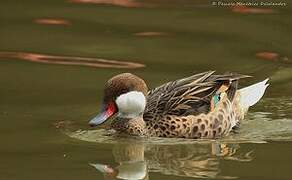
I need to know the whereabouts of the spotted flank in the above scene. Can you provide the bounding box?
[89,71,269,139]
[144,93,236,139]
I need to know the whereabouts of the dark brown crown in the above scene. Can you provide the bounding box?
[103,73,148,104]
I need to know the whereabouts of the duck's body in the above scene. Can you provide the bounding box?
[89,71,269,139]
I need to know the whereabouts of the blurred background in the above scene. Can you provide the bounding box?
[0,0,292,179]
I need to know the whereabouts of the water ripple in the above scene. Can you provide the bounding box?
[61,97,292,179]
[64,98,292,144]
[34,18,71,26]
[0,51,145,69]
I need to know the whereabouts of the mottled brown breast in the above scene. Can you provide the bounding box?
[111,116,147,136]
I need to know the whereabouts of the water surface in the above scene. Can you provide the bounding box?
[1,0,292,179]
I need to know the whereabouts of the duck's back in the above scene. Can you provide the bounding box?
[143,71,248,122]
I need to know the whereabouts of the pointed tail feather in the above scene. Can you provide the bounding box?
[238,78,269,108]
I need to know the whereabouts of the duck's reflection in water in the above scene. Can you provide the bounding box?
[90,141,253,179]
[90,143,148,180]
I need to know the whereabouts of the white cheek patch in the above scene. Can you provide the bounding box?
[115,91,146,118]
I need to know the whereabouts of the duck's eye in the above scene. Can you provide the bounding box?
[119,88,129,95]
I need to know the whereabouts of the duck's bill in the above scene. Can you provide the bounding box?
[89,111,110,127]
[89,102,117,127]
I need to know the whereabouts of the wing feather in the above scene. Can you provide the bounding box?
[143,71,249,121]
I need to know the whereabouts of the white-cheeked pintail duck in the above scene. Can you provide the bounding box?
[89,71,269,139]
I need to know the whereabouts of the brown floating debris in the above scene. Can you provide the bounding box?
[256,52,280,61]
[68,0,143,8]
[134,31,169,37]
[256,51,290,64]
[34,18,71,25]
[231,5,275,14]
[0,52,145,69]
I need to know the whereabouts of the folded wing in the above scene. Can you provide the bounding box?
[143,71,249,121]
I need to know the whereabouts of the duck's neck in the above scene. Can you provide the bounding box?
[110,116,147,136]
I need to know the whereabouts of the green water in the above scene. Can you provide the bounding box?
[1,0,292,179]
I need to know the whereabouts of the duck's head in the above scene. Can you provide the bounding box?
[89,73,148,127]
